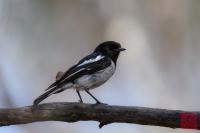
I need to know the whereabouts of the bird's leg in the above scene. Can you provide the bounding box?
[76,90,83,103]
[85,89,101,104]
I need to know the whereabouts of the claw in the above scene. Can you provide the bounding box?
[95,102,107,105]
[78,100,83,103]
[96,101,101,104]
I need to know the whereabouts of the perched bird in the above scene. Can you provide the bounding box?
[33,41,126,105]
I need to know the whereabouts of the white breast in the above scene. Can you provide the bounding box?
[74,60,116,90]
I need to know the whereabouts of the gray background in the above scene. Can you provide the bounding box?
[0,0,200,133]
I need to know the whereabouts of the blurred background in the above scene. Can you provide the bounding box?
[0,0,200,133]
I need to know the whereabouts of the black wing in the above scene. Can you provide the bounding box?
[45,64,77,90]
[47,52,111,90]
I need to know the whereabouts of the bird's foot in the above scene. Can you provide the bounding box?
[95,101,107,105]
[78,100,83,103]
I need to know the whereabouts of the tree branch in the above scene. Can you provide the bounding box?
[0,102,199,130]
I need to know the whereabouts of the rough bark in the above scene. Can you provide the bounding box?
[0,102,199,130]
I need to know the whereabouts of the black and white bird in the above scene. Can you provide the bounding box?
[33,41,126,105]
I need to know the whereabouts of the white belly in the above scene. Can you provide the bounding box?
[73,61,115,90]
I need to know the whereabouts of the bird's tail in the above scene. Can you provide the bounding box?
[33,88,57,105]
[33,83,73,105]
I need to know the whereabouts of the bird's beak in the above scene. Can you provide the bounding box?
[117,48,126,52]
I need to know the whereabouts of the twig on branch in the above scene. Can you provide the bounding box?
[0,102,199,130]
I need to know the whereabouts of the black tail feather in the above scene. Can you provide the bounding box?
[33,88,57,105]
[34,82,73,105]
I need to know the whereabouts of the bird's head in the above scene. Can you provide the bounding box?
[94,41,126,63]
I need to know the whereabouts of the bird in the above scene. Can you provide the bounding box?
[33,41,126,105]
